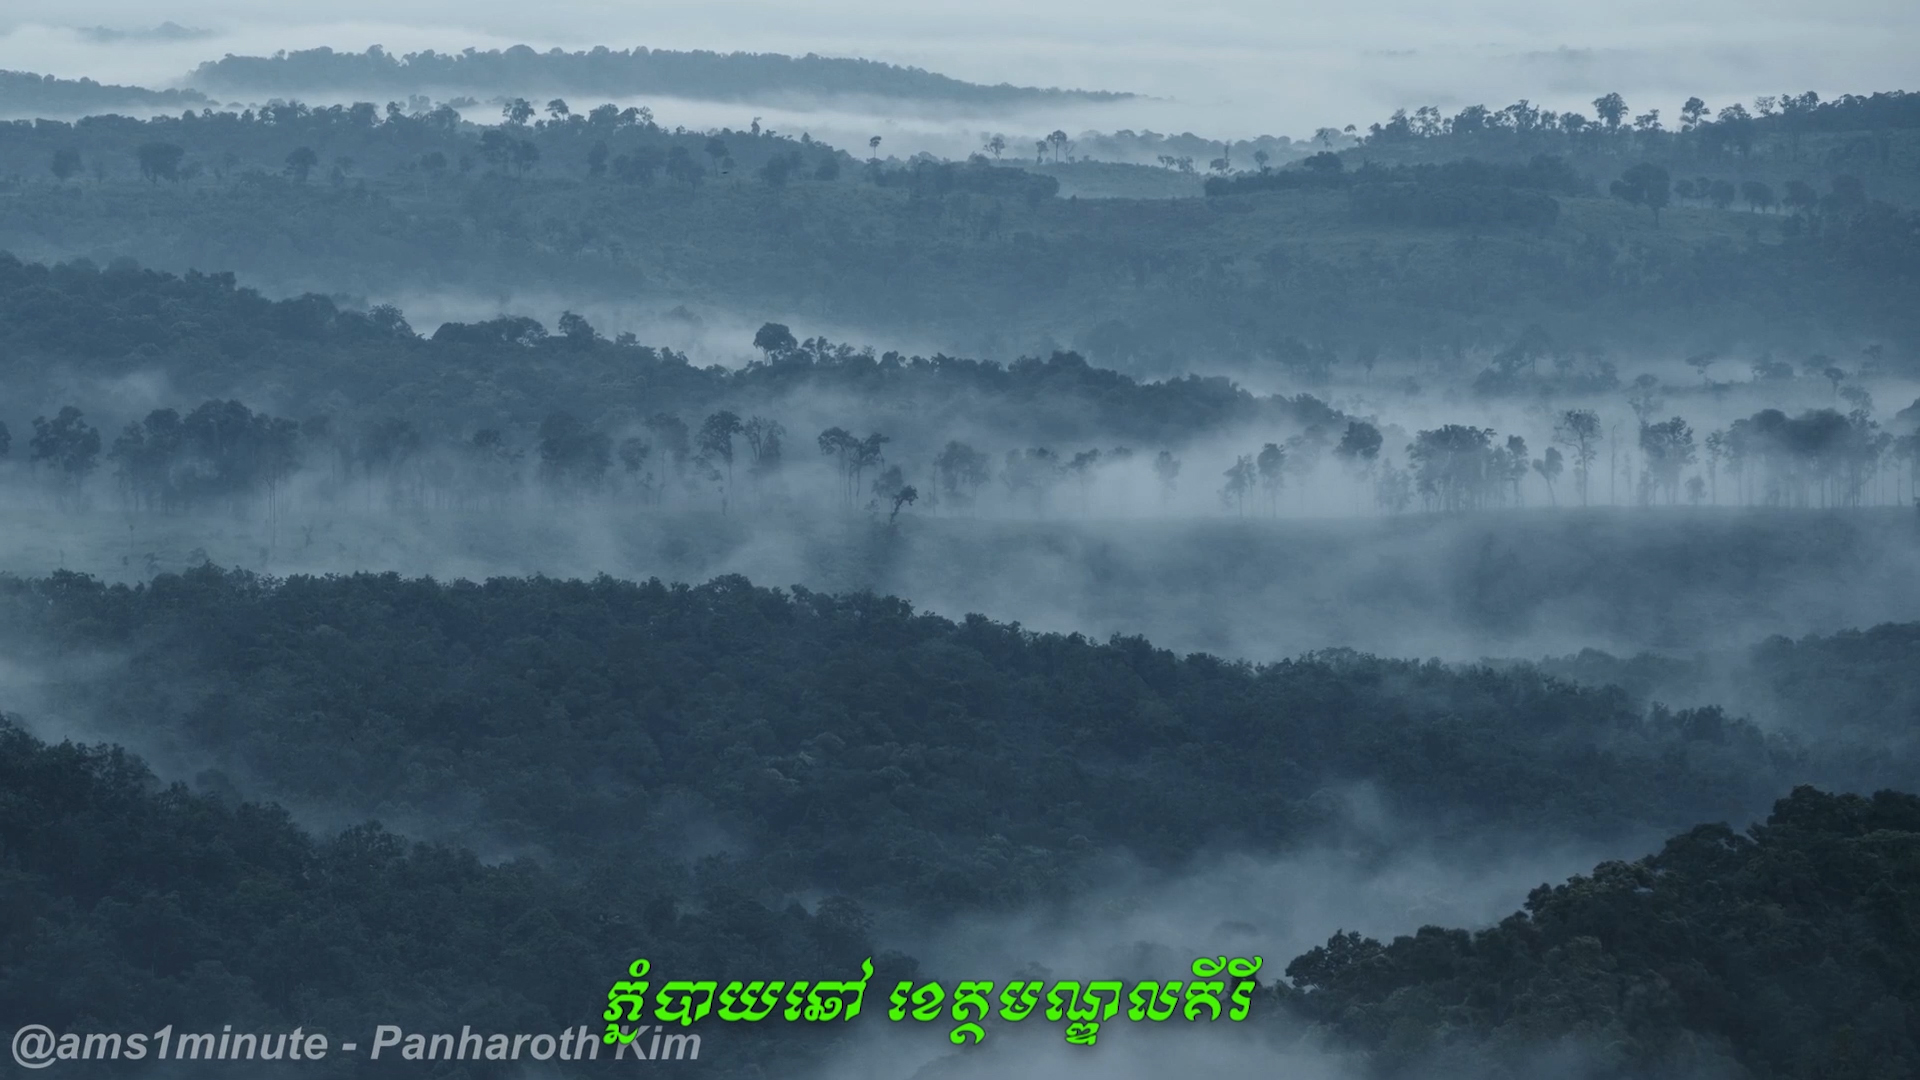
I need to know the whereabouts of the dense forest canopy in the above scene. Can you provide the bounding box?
[4,566,1919,1075]
[4,20,1919,1079]
[0,252,1333,446]
[1281,786,1920,1079]
[0,714,881,1073]
[0,95,1915,368]
[0,70,209,117]
[0,254,1913,531]
[187,45,1134,107]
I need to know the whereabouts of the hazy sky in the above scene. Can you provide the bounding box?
[3,0,1917,139]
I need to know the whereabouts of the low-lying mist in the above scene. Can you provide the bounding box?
[8,479,1920,717]
[7,0,1916,155]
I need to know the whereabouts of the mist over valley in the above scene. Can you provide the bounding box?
[1,6,1918,1077]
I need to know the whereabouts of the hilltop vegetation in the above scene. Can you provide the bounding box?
[1283,786,1920,1079]
[4,566,1918,1076]
[187,44,1132,107]
[0,70,207,118]
[0,99,1915,371]
[0,566,1825,893]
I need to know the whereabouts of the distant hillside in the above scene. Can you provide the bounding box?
[188,45,1133,108]
[0,71,206,117]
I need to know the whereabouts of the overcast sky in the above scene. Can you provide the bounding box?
[3,0,1916,139]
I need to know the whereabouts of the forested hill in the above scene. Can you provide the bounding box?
[0,70,207,117]
[1282,786,1920,1079]
[0,253,1338,444]
[188,45,1133,107]
[0,566,1833,902]
[3,584,1916,1076]
[0,716,875,1071]
[2,106,1917,367]
[9,723,1914,1078]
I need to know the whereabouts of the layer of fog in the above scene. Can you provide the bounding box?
[5,473,1917,667]
[804,793,1664,1080]
[5,0,1917,158]
[370,291,950,372]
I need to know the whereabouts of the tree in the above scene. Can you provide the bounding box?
[1783,179,1819,216]
[743,417,785,480]
[135,142,184,183]
[1220,455,1255,516]
[704,136,729,174]
[1715,103,1755,156]
[1047,130,1069,163]
[698,410,745,510]
[1065,449,1101,512]
[1639,417,1696,504]
[546,98,570,121]
[586,141,610,177]
[616,437,655,501]
[502,98,535,126]
[1704,430,1727,503]
[759,152,797,187]
[50,147,81,182]
[478,129,514,170]
[1335,422,1383,468]
[1408,425,1498,511]
[889,485,918,522]
[985,134,1006,160]
[1152,450,1181,505]
[933,441,991,508]
[1740,179,1775,212]
[1302,151,1343,174]
[615,145,666,185]
[557,310,597,345]
[1256,442,1286,515]
[868,135,882,161]
[1374,462,1414,513]
[1679,96,1710,130]
[284,146,319,182]
[1502,435,1529,503]
[29,405,102,492]
[1532,447,1563,505]
[358,416,421,481]
[1592,92,1628,132]
[818,427,887,510]
[665,145,703,188]
[1554,409,1601,506]
[872,464,917,522]
[1610,163,1671,224]
[536,412,611,489]
[753,322,798,360]
[645,413,691,492]
[511,139,540,175]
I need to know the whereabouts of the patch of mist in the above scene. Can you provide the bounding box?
[368,289,950,371]
[805,793,1658,1080]
[0,633,560,864]
[5,1,1915,154]
[899,837,1639,983]
[798,1021,1357,1080]
[3,460,1918,668]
